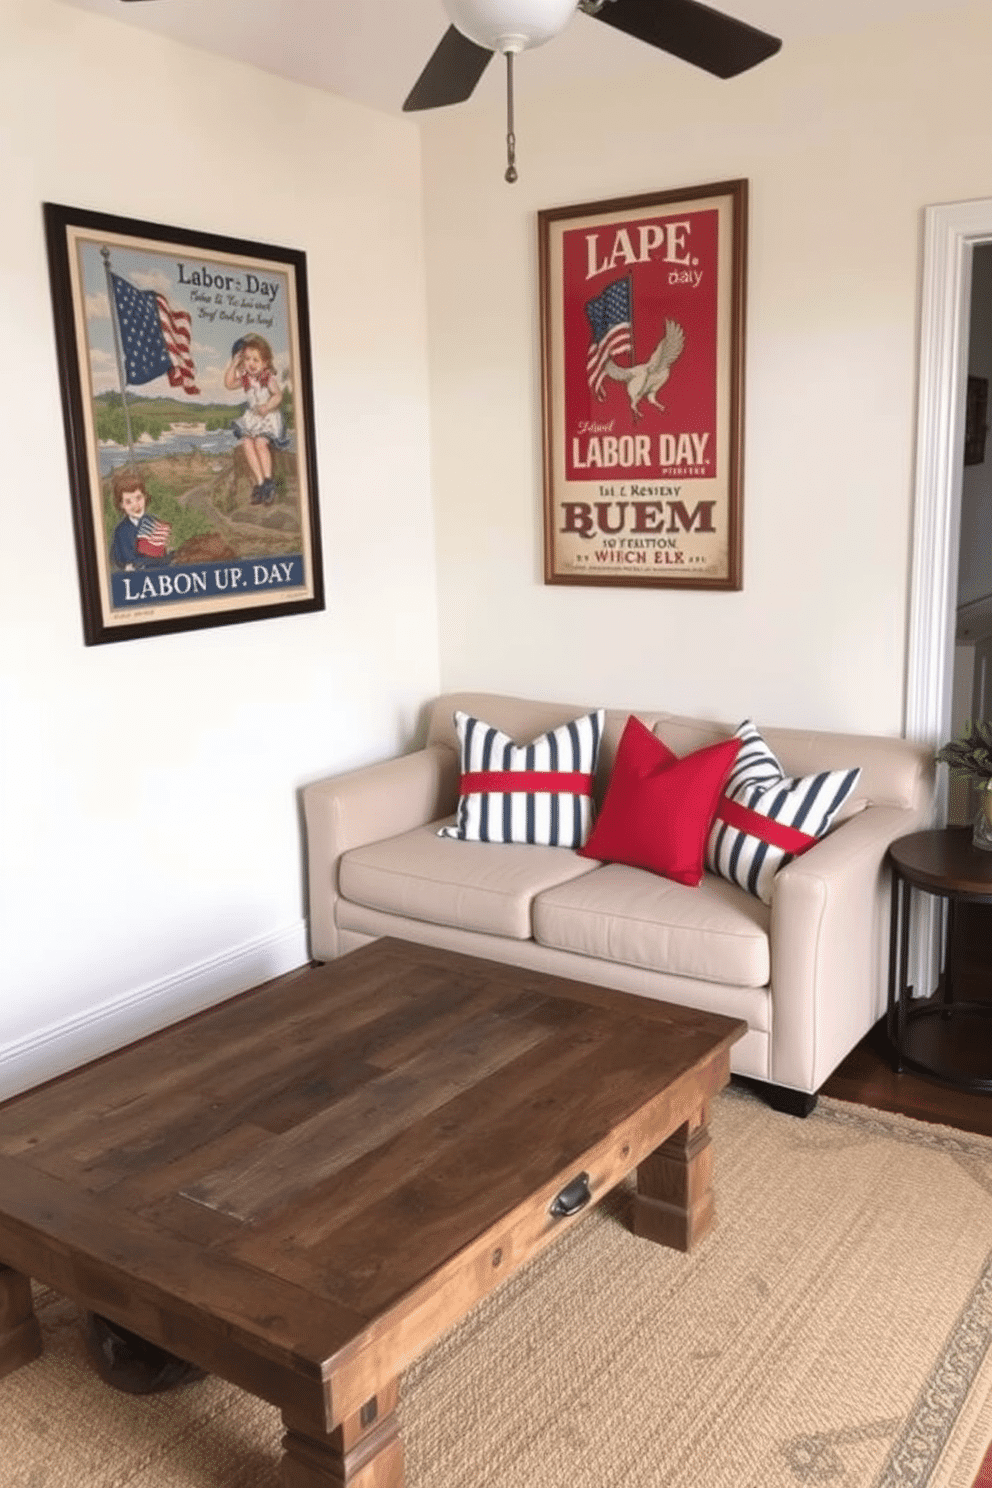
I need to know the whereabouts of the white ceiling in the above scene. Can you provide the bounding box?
[60,0,970,118]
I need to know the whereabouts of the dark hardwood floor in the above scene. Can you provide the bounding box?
[821,900,992,1135]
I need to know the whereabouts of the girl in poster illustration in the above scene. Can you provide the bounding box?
[224,333,287,505]
[109,469,172,571]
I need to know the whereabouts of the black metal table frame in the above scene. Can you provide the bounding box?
[887,852,992,1093]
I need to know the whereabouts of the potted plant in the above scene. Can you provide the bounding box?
[936,720,992,850]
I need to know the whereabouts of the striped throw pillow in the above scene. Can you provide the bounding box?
[705,721,861,904]
[438,709,605,848]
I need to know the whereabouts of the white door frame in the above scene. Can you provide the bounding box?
[906,197,992,759]
[905,198,992,992]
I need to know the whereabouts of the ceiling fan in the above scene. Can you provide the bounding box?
[407,0,781,108]
[403,0,781,179]
[118,0,782,183]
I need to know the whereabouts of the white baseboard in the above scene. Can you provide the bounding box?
[0,920,310,1101]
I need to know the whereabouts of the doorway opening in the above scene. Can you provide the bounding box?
[948,242,992,825]
[905,198,992,993]
[907,198,992,784]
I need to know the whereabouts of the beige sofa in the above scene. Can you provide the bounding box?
[303,693,934,1113]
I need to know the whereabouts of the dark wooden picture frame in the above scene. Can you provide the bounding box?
[44,202,324,645]
[538,180,747,589]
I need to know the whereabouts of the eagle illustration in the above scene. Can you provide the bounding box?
[602,319,685,419]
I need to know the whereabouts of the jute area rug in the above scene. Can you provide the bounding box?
[5,1085,992,1488]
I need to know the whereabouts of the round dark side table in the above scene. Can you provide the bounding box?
[886,826,992,1092]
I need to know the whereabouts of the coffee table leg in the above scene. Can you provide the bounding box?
[0,1266,43,1378]
[631,1103,715,1252]
[281,1378,403,1487]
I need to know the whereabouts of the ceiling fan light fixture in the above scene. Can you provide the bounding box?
[442,0,577,53]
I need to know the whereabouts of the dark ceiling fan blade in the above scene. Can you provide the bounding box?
[590,0,781,79]
[403,26,494,112]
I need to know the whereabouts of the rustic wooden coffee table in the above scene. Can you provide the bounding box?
[0,939,745,1486]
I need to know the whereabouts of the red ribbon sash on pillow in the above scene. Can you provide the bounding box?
[460,770,593,795]
[716,797,818,854]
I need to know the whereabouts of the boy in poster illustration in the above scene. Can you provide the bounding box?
[224,334,287,506]
[109,469,172,571]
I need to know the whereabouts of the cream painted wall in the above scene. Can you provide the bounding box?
[420,4,992,734]
[0,1,439,1092]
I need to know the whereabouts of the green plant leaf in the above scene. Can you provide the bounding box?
[935,719,992,779]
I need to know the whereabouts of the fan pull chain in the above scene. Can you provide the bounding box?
[504,51,518,184]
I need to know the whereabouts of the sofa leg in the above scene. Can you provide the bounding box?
[735,1077,818,1118]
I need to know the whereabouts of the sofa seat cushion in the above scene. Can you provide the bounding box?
[533,864,770,987]
[339,822,600,940]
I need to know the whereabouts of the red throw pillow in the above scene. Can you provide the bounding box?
[578,716,741,887]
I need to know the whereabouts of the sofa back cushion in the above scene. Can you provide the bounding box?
[426,695,934,815]
[427,695,666,804]
[654,714,931,812]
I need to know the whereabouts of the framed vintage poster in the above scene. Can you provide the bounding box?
[44,202,324,644]
[538,180,747,589]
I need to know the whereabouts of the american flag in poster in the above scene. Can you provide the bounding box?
[135,513,171,558]
[584,276,632,398]
[110,273,200,395]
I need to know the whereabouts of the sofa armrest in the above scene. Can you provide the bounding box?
[303,744,459,960]
[769,803,928,1093]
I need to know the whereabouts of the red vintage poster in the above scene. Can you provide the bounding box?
[539,181,747,588]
